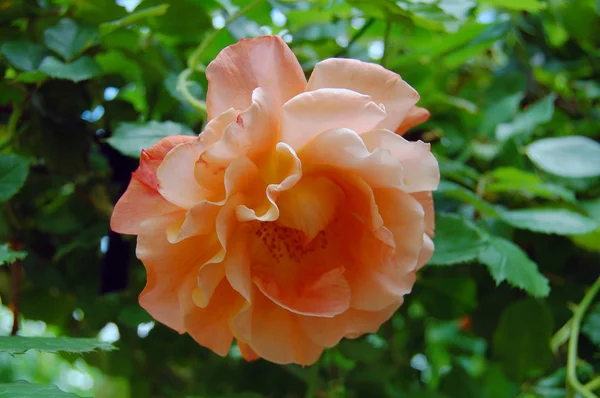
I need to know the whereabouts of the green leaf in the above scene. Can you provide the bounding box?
[437,181,500,217]
[526,136,600,178]
[0,336,115,354]
[0,154,30,202]
[500,208,598,235]
[107,121,195,158]
[0,381,78,397]
[38,56,101,82]
[429,214,488,266]
[43,18,98,61]
[478,236,550,297]
[582,303,600,347]
[493,299,554,381]
[0,243,27,266]
[478,0,546,11]
[99,4,170,36]
[485,167,575,202]
[496,94,556,141]
[0,41,47,72]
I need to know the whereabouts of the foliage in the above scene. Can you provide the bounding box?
[0,0,599,397]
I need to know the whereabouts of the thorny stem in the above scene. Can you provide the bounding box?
[566,276,600,398]
[177,0,265,114]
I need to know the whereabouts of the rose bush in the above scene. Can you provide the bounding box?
[111,35,439,365]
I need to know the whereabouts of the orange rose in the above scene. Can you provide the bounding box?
[111,36,439,365]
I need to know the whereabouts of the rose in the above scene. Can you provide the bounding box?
[111,35,439,365]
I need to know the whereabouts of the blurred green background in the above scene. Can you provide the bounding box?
[1,0,600,397]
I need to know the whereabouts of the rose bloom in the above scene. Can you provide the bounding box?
[111,36,439,365]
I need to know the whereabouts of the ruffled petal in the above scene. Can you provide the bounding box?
[202,88,278,165]
[238,341,259,361]
[306,58,419,131]
[280,88,386,149]
[411,191,435,236]
[416,234,434,270]
[254,266,350,317]
[276,176,345,240]
[185,280,246,356]
[300,302,401,347]
[374,187,426,272]
[237,143,302,223]
[110,135,194,234]
[231,290,324,365]
[299,128,404,189]
[361,129,440,193]
[136,213,221,332]
[111,178,180,235]
[157,138,210,209]
[396,106,430,135]
[206,36,306,120]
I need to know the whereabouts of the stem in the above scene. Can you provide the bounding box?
[178,0,265,114]
[176,68,208,114]
[585,377,600,392]
[9,241,23,336]
[566,276,600,398]
[187,0,265,70]
[305,363,319,398]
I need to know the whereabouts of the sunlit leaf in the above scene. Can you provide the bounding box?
[38,56,102,82]
[500,208,598,235]
[526,136,600,178]
[0,336,115,354]
[0,244,27,266]
[496,94,556,141]
[43,18,98,61]
[0,381,78,397]
[0,41,47,72]
[106,121,195,158]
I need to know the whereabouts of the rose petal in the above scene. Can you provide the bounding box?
[185,280,245,356]
[254,266,351,318]
[361,129,440,193]
[306,58,419,131]
[276,176,345,240]
[396,106,430,136]
[206,36,306,120]
[299,128,404,189]
[110,135,195,234]
[203,88,278,165]
[300,302,401,347]
[411,191,435,236]
[416,233,434,270]
[238,341,259,361]
[136,213,221,332]
[231,290,324,365]
[157,138,210,209]
[111,178,180,235]
[280,88,386,149]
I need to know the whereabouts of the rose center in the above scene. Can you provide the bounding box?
[254,221,329,264]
